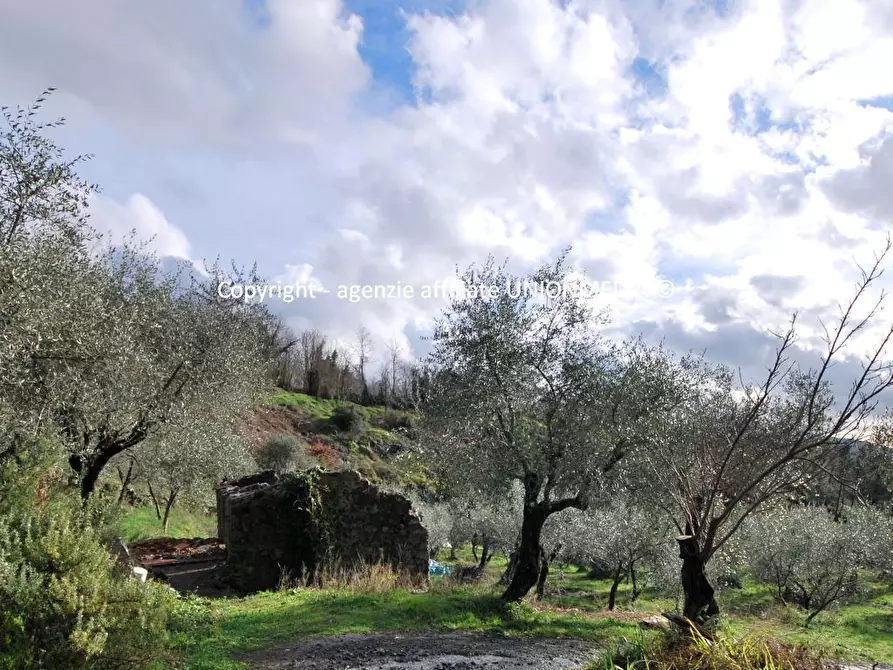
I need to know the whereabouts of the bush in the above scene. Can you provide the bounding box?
[372,411,418,438]
[328,404,368,436]
[638,632,825,670]
[0,461,175,669]
[255,434,316,473]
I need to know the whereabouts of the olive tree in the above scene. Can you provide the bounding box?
[634,241,893,622]
[550,497,673,609]
[839,504,893,575]
[741,505,879,624]
[59,252,273,498]
[0,96,275,497]
[449,484,523,569]
[407,497,454,558]
[421,253,687,601]
[0,94,98,453]
[141,418,253,533]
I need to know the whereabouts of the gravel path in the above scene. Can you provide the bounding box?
[237,631,599,670]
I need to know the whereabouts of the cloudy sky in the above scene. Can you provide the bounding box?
[1,0,892,389]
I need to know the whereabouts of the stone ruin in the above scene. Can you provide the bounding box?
[216,469,429,593]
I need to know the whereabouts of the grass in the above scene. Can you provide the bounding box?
[161,540,893,669]
[115,505,217,542]
[267,390,418,427]
[533,564,893,665]
[267,391,347,421]
[722,582,893,663]
[169,586,641,670]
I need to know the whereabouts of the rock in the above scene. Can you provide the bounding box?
[131,566,148,583]
[640,615,673,631]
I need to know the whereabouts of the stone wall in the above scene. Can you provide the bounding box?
[217,469,429,593]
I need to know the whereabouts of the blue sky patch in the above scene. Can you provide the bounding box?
[729,92,775,135]
[631,57,668,97]
[858,95,893,112]
[344,0,468,107]
[243,0,271,29]
[584,191,632,235]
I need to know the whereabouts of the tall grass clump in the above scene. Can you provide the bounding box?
[588,627,825,670]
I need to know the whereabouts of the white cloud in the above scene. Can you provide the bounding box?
[88,193,193,261]
[1,0,892,389]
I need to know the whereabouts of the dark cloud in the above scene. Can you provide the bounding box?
[823,135,893,224]
[690,286,739,325]
[749,274,805,308]
[630,315,893,411]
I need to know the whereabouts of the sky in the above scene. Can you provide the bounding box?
[1,0,892,393]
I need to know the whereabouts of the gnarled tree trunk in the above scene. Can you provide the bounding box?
[502,506,547,601]
[535,543,561,600]
[677,535,718,622]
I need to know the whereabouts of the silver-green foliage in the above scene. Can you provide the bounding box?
[0,92,275,666]
[449,483,524,557]
[408,496,454,556]
[255,434,317,475]
[547,496,673,592]
[0,94,275,497]
[741,505,883,622]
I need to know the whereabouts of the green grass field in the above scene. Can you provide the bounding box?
[115,505,217,542]
[169,585,643,670]
[164,543,893,669]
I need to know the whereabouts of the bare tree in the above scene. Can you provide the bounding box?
[355,325,374,403]
[636,240,893,622]
[299,329,327,396]
[266,317,302,390]
[385,338,403,408]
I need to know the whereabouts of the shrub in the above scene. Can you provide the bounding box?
[587,628,825,670]
[0,461,175,669]
[328,404,368,436]
[372,411,418,438]
[255,434,316,473]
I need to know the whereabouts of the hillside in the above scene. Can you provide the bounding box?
[241,391,432,490]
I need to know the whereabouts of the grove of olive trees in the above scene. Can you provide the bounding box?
[0,95,280,666]
[419,244,893,618]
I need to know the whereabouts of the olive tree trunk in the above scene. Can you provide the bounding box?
[677,535,719,621]
[502,507,547,601]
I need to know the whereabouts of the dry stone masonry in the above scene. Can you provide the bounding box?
[217,468,429,593]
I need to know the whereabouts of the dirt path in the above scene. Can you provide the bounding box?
[237,631,599,670]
